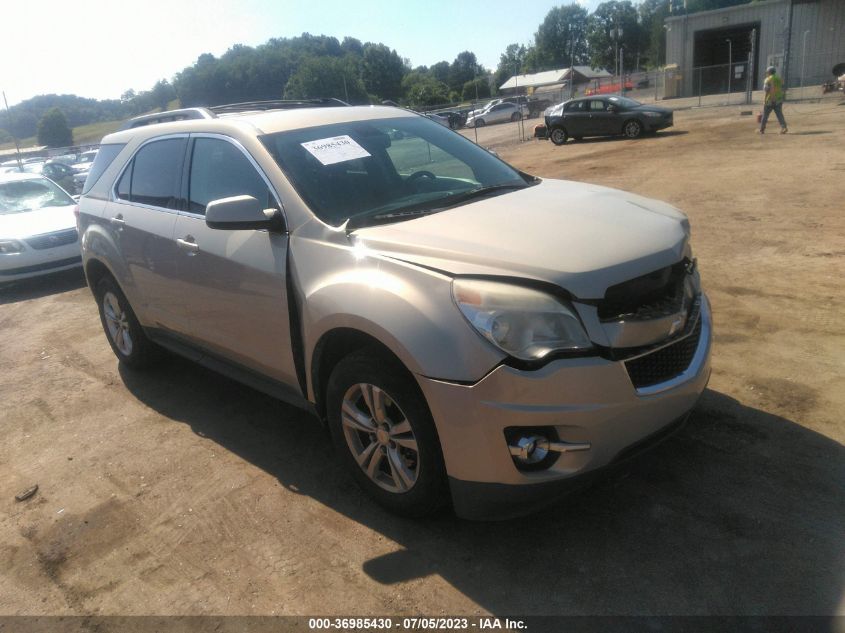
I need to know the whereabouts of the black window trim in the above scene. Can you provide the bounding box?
[110,133,190,216]
[178,132,286,227]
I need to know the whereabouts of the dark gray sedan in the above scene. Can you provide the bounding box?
[545,96,673,145]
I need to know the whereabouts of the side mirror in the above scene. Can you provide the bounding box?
[205,195,286,232]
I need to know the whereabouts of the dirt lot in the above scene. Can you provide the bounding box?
[1,100,843,618]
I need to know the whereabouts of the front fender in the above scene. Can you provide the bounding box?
[294,234,505,396]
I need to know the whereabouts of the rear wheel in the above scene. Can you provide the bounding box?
[550,127,568,145]
[95,276,160,369]
[510,112,520,122]
[623,119,643,138]
[326,349,448,517]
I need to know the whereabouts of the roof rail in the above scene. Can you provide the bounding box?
[207,98,350,115]
[120,108,214,130]
[118,99,350,131]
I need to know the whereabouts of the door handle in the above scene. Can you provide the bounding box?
[176,236,199,255]
[110,215,125,228]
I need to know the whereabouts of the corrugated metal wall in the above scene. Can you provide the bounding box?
[665,0,844,96]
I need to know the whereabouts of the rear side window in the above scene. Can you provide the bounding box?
[122,138,187,208]
[82,143,125,195]
[187,137,272,215]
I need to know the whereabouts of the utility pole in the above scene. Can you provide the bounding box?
[783,0,794,89]
[2,92,23,170]
[726,39,732,94]
[800,29,810,95]
[619,47,624,96]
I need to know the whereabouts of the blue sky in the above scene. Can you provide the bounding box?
[1,0,603,105]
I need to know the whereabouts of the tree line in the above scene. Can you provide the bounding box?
[2,0,753,146]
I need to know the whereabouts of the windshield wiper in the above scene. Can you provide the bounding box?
[347,183,528,231]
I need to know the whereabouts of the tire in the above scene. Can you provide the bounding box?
[95,276,160,369]
[549,127,568,145]
[623,119,643,139]
[475,118,486,127]
[510,112,520,122]
[326,348,448,517]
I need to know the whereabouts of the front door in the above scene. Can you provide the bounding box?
[172,135,299,389]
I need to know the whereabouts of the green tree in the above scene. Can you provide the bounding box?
[36,107,72,147]
[361,43,407,101]
[401,72,450,106]
[283,56,369,103]
[493,44,529,93]
[430,61,451,85]
[638,0,670,67]
[448,51,484,94]
[533,4,590,70]
[461,78,491,101]
[586,1,642,72]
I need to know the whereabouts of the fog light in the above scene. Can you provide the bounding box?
[511,435,550,464]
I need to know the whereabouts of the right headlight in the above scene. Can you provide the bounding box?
[452,279,593,361]
[0,239,24,254]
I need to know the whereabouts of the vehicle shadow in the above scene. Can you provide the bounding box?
[0,268,87,305]
[119,359,844,615]
[786,131,831,136]
[570,130,690,146]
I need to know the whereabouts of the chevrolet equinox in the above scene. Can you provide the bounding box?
[77,100,711,519]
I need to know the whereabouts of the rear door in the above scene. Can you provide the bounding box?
[105,136,187,332]
[562,100,588,135]
[172,134,299,388]
[587,99,618,135]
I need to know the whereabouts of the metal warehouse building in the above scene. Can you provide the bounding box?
[665,0,845,98]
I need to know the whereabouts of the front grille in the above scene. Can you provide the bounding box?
[599,259,691,321]
[624,315,702,389]
[24,228,78,250]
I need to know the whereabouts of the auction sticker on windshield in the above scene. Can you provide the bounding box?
[301,135,371,166]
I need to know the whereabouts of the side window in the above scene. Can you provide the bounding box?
[129,137,187,208]
[83,143,125,195]
[589,100,607,112]
[565,100,585,113]
[116,162,131,200]
[188,137,272,215]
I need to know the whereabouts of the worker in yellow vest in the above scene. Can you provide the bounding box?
[760,65,788,134]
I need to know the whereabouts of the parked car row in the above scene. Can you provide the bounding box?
[0,148,99,195]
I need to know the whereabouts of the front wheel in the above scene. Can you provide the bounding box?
[326,349,448,517]
[510,112,520,122]
[550,127,568,145]
[475,118,486,128]
[95,276,160,369]
[623,120,643,138]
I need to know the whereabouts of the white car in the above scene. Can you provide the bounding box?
[466,102,523,127]
[0,173,81,284]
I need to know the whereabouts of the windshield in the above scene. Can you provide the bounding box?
[0,178,75,215]
[262,115,529,227]
[607,96,642,108]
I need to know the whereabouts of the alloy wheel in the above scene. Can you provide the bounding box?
[102,291,133,356]
[341,383,419,493]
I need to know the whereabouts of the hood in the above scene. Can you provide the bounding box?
[0,205,77,240]
[352,179,689,299]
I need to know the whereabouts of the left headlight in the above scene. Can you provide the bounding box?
[452,279,593,361]
[0,239,24,254]
[642,111,664,118]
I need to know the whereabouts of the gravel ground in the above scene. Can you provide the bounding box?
[1,99,843,617]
